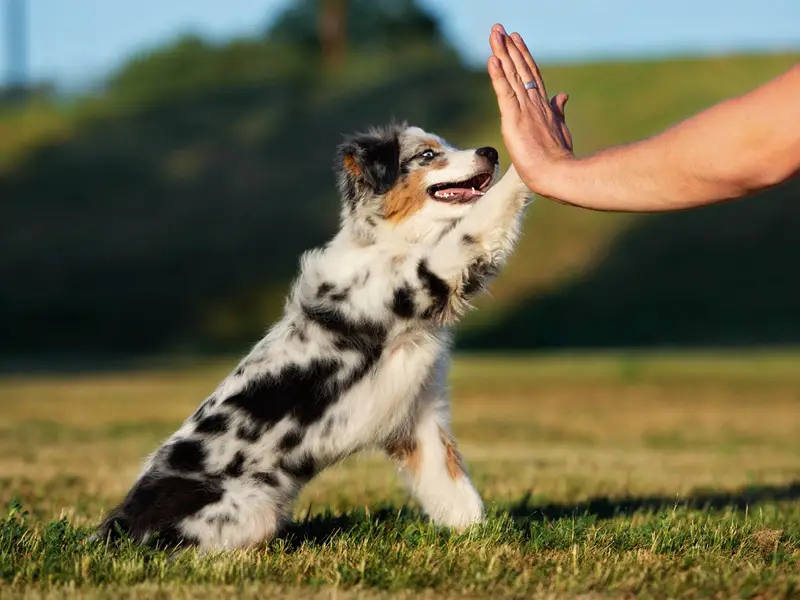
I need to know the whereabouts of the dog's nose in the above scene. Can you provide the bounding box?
[475,146,499,165]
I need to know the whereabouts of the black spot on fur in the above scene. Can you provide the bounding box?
[417,259,450,316]
[236,423,262,442]
[463,258,499,297]
[322,417,335,437]
[336,126,402,204]
[234,366,245,377]
[280,454,317,482]
[392,285,416,319]
[462,233,477,245]
[166,439,206,473]
[302,304,386,354]
[195,413,229,435]
[253,471,280,487]
[96,473,223,548]
[317,282,334,298]
[226,358,342,428]
[278,428,304,452]
[190,404,208,423]
[229,350,380,429]
[226,305,385,429]
[206,514,235,526]
[224,451,246,477]
[366,216,377,227]
[363,142,400,194]
[330,288,350,302]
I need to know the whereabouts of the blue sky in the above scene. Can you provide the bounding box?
[4,0,800,88]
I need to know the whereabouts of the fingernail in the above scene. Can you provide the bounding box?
[494,23,508,34]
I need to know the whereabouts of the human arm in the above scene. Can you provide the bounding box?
[488,24,800,212]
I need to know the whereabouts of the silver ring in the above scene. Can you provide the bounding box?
[523,80,538,90]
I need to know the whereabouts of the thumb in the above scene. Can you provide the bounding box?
[551,92,569,118]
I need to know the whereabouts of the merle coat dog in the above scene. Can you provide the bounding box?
[94,123,532,549]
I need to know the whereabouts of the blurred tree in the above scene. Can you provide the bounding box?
[106,34,310,105]
[319,0,347,71]
[267,0,446,66]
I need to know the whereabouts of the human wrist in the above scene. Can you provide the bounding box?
[521,154,582,203]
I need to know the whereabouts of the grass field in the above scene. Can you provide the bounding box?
[1,353,799,598]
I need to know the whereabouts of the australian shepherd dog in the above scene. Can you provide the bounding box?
[95,123,531,550]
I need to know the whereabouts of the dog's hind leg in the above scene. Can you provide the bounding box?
[384,392,484,530]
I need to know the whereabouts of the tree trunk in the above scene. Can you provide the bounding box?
[318,0,347,71]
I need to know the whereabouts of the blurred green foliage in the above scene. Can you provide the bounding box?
[267,0,447,55]
[0,0,798,363]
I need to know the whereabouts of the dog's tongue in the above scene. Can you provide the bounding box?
[433,186,485,202]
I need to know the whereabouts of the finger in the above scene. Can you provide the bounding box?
[550,93,573,149]
[503,33,542,101]
[490,31,529,99]
[511,32,547,99]
[550,92,568,118]
[488,56,520,111]
[492,23,507,35]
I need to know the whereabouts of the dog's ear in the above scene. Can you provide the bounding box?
[336,128,401,205]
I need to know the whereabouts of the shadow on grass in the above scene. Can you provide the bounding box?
[506,479,800,522]
[276,480,800,548]
[278,506,418,550]
[26,481,793,552]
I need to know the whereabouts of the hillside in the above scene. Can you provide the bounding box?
[1,45,798,361]
[464,53,800,349]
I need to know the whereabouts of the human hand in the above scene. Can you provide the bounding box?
[488,24,574,196]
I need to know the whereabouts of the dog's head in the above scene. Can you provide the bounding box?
[335,123,500,243]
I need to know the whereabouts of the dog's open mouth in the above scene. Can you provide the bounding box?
[427,172,493,203]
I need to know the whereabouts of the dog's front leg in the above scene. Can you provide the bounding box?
[407,167,530,321]
[434,165,530,277]
[384,391,483,529]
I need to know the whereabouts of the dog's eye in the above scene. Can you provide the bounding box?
[420,149,436,160]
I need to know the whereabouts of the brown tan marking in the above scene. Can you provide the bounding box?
[383,169,428,222]
[423,138,443,151]
[439,426,464,480]
[385,437,420,474]
[343,155,361,176]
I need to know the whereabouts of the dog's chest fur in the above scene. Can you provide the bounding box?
[267,240,450,450]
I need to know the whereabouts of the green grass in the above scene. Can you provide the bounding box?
[2,353,799,598]
[3,501,798,599]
